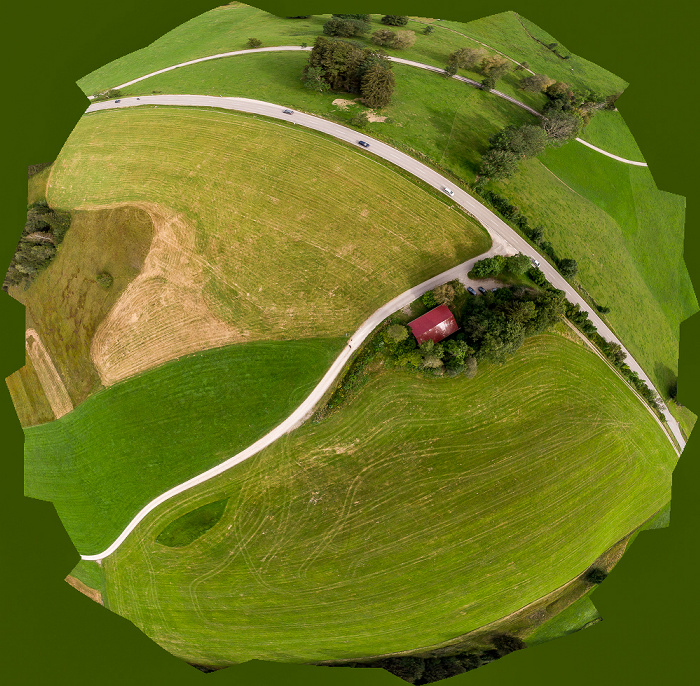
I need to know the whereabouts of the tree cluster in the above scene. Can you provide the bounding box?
[470,252,531,279]
[371,28,416,49]
[478,123,549,180]
[459,286,565,363]
[381,15,409,26]
[303,37,395,108]
[324,15,371,37]
[4,200,71,291]
[328,633,526,683]
[445,47,512,90]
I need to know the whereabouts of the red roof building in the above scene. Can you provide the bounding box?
[408,304,459,344]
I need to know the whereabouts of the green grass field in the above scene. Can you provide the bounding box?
[47,107,490,343]
[579,109,645,161]
[525,595,601,647]
[102,333,675,666]
[78,6,623,99]
[23,337,345,554]
[9,206,154,410]
[492,144,696,397]
[119,52,536,183]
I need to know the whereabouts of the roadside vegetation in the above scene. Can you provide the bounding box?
[102,333,675,667]
[23,337,345,554]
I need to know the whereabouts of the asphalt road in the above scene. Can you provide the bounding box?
[80,94,682,559]
[92,45,645,165]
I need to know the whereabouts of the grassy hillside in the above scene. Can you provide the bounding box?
[24,337,345,554]
[78,6,624,99]
[47,107,490,345]
[119,53,536,183]
[579,109,645,161]
[499,143,696,398]
[103,334,675,666]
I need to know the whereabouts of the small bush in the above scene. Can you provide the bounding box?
[584,567,608,584]
[96,271,114,289]
[246,38,262,48]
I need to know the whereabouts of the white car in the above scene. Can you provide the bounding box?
[532,258,541,268]
[444,187,454,197]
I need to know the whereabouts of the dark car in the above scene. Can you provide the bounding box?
[467,286,476,295]
[478,286,487,294]
[115,99,121,103]
[282,109,294,114]
[358,140,370,148]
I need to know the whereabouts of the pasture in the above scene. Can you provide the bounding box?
[102,333,675,666]
[23,336,345,554]
[47,107,490,349]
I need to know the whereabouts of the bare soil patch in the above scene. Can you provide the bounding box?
[24,329,73,418]
[65,575,103,605]
[331,98,358,110]
[91,202,249,386]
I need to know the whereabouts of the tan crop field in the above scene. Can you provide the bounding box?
[46,107,490,365]
[5,351,55,427]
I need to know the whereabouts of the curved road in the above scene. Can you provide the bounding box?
[88,46,645,165]
[81,94,680,560]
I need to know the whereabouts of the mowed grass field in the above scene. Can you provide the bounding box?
[102,334,675,666]
[8,206,154,412]
[493,145,696,400]
[119,53,537,183]
[47,107,490,344]
[579,109,645,161]
[78,5,623,100]
[23,337,345,554]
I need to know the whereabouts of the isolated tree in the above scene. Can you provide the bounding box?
[519,73,556,92]
[423,24,435,35]
[557,257,579,278]
[246,37,262,48]
[96,272,113,288]
[371,28,396,46]
[360,63,395,108]
[585,567,608,584]
[542,111,583,145]
[479,148,519,180]
[448,46,486,71]
[392,30,416,49]
[381,15,409,26]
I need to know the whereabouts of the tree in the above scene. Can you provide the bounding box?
[443,63,457,78]
[246,38,262,48]
[375,657,424,683]
[422,354,444,369]
[392,30,416,49]
[350,110,369,128]
[480,75,497,91]
[480,54,511,80]
[471,257,500,278]
[585,567,608,584]
[422,290,437,308]
[504,252,531,274]
[479,148,519,180]
[381,15,409,26]
[323,17,370,38]
[301,65,328,92]
[448,46,486,71]
[490,124,549,159]
[464,357,478,378]
[557,257,578,278]
[519,73,555,92]
[423,24,434,35]
[371,29,396,46]
[332,13,371,22]
[96,271,113,288]
[385,324,409,344]
[542,111,583,145]
[360,63,395,108]
[432,283,455,305]
[492,634,527,655]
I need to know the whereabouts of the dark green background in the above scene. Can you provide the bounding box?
[1,1,698,684]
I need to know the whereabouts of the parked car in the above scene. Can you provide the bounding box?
[532,258,540,268]
[282,109,294,114]
[358,140,370,148]
[444,187,454,196]
[115,99,121,103]
[467,286,476,295]
[478,286,486,294]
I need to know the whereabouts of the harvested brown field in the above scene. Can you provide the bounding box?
[65,575,103,605]
[24,329,73,418]
[5,353,55,427]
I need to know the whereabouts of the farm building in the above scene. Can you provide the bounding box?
[408,304,459,344]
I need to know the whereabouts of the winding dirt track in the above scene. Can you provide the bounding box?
[77,93,681,561]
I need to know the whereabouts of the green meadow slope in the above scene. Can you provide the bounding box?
[103,334,675,666]
[24,337,345,554]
